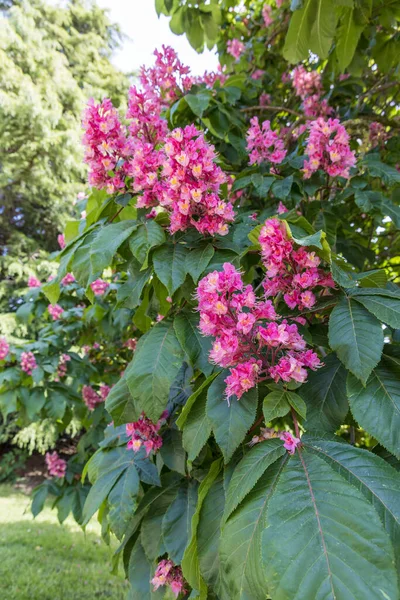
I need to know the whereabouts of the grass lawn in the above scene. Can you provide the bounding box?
[0,483,129,600]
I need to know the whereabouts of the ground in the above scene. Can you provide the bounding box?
[0,483,129,600]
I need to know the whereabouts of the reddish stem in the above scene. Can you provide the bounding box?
[291,407,300,438]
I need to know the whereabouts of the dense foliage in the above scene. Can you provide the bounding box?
[0,0,128,313]
[2,0,400,598]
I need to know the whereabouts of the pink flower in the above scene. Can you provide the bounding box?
[151,560,187,598]
[45,451,67,478]
[303,94,332,118]
[303,118,356,179]
[225,360,261,401]
[246,117,287,165]
[20,351,37,375]
[0,337,9,360]
[292,66,322,100]
[227,39,245,59]
[82,385,103,411]
[57,234,66,249]
[90,279,109,296]
[124,338,137,351]
[262,4,273,27]
[61,273,75,286]
[99,384,111,400]
[28,276,41,288]
[369,122,388,148]
[55,353,71,381]
[280,431,300,454]
[77,191,86,200]
[140,45,192,105]
[126,413,165,456]
[277,201,288,214]
[48,304,64,321]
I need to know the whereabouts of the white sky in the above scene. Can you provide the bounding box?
[96,0,219,75]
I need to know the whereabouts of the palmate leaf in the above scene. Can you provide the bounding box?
[153,242,188,295]
[162,480,199,564]
[304,438,400,571]
[347,353,400,458]
[128,540,164,600]
[198,474,225,593]
[108,464,140,540]
[220,458,288,600]
[206,371,258,463]
[350,288,400,328]
[126,320,185,421]
[128,220,165,268]
[140,485,179,560]
[283,0,315,62]
[223,439,286,523]
[309,0,338,59]
[105,376,139,426]
[262,450,398,600]
[299,353,348,432]
[174,311,214,376]
[336,8,363,70]
[182,390,212,461]
[90,220,137,277]
[328,296,384,384]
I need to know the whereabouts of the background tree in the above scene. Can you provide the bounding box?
[0,0,129,316]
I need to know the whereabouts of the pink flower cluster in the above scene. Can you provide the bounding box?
[280,431,300,454]
[82,98,133,194]
[20,351,37,375]
[124,338,137,351]
[160,125,234,235]
[90,279,109,296]
[194,66,227,88]
[196,262,321,401]
[292,66,332,118]
[227,39,245,59]
[303,118,356,179]
[125,411,167,456]
[57,234,65,249]
[28,276,41,288]
[246,117,287,165]
[260,218,335,310]
[61,272,75,286]
[82,385,103,411]
[99,384,111,400]
[48,304,64,321]
[151,560,186,598]
[292,66,322,100]
[369,122,388,148]
[262,4,273,27]
[45,451,67,478]
[55,353,71,381]
[0,337,9,360]
[140,45,192,104]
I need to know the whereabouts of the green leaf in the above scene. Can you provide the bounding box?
[126,320,185,421]
[162,481,199,563]
[182,390,212,461]
[262,451,398,600]
[174,311,213,376]
[108,464,140,540]
[176,372,220,429]
[46,390,67,420]
[328,296,384,384]
[106,376,139,426]
[182,459,222,598]
[347,354,400,458]
[382,198,400,228]
[286,391,307,419]
[309,0,338,58]
[300,353,348,432]
[184,92,211,117]
[363,155,400,185]
[116,260,151,309]
[283,0,315,63]
[160,429,186,475]
[0,389,18,419]
[128,539,164,600]
[356,269,388,288]
[336,8,363,70]
[197,475,225,591]
[220,459,287,600]
[351,292,400,328]
[128,221,165,268]
[185,244,214,283]
[31,484,50,518]
[206,372,258,463]
[263,390,291,423]
[82,449,129,525]
[223,439,286,523]
[153,243,188,295]
[41,281,61,304]
[271,176,293,200]
[304,438,400,570]
[90,221,137,277]
[330,259,357,288]
[140,485,179,560]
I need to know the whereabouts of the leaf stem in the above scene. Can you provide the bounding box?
[291,407,300,439]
